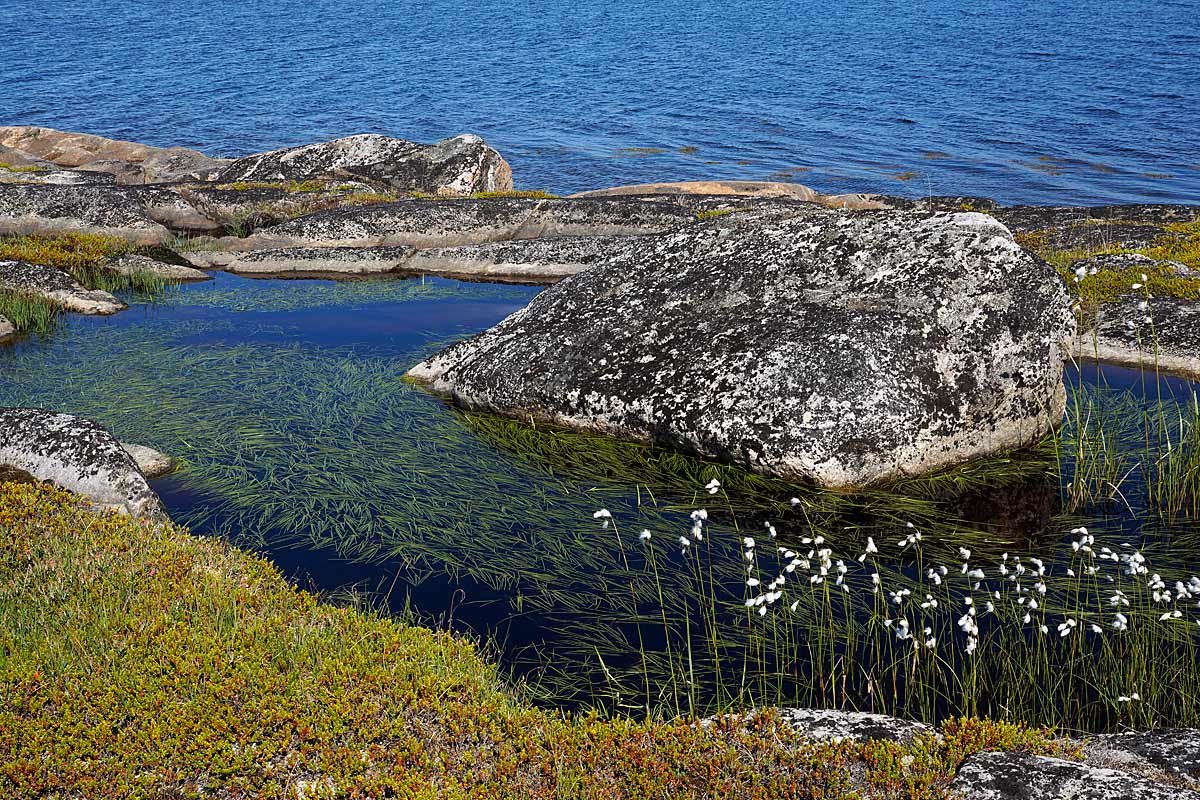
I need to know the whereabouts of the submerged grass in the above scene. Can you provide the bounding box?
[0,482,1081,798]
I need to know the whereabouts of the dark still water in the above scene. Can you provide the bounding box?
[3,277,1200,730]
[2,0,1197,204]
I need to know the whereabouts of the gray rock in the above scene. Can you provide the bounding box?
[409,210,1074,487]
[245,197,695,249]
[224,246,413,275]
[120,443,177,478]
[773,708,932,744]
[0,184,171,244]
[952,751,1196,799]
[0,408,163,517]
[0,313,14,342]
[0,260,126,315]
[405,235,648,283]
[106,253,211,282]
[1076,297,1200,380]
[214,133,512,195]
[0,165,117,186]
[1089,730,1200,784]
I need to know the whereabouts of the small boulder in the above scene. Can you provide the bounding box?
[0,313,14,342]
[951,751,1195,799]
[120,443,177,478]
[409,209,1075,487]
[0,260,126,315]
[214,134,512,196]
[0,408,163,517]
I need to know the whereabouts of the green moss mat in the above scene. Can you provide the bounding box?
[0,482,1077,798]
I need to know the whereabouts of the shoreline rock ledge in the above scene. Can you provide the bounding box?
[409,208,1075,488]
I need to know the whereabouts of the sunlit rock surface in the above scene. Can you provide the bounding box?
[214,133,512,196]
[119,442,177,478]
[773,708,932,744]
[0,184,172,243]
[1076,297,1200,380]
[0,260,126,315]
[0,408,163,517]
[952,751,1197,800]
[410,209,1075,487]
[0,125,229,184]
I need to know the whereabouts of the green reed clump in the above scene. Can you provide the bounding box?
[0,289,60,336]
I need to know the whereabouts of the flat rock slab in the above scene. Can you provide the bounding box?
[406,235,654,282]
[773,708,932,744]
[224,246,414,275]
[0,260,126,314]
[409,209,1074,487]
[0,184,172,243]
[0,408,163,517]
[245,197,695,249]
[1075,297,1200,379]
[952,751,1197,799]
[0,126,228,184]
[106,253,211,282]
[572,180,891,210]
[214,133,511,195]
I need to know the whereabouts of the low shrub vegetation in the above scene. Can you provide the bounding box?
[0,482,1076,798]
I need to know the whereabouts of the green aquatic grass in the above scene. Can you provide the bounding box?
[2,275,1199,732]
[0,233,175,296]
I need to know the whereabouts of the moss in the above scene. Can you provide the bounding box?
[0,162,49,174]
[0,482,1077,798]
[0,234,170,295]
[408,189,559,201]
[219,179,335,193]
[1019,220,1200,307]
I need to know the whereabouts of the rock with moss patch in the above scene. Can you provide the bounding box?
[409,210,1074,487]
[1076,297,1200,379]
[952,751,1195,799]
[0,407,164,517]
[0,260,126,314]
[214,134,512,196]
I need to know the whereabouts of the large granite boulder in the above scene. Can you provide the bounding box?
[214,134,512,196]
[409,209,1075,487]
[0,408,163,517]
[0,260,126,315]
[952,751,1196,799]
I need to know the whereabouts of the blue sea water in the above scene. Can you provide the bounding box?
[1,0,1197,205]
